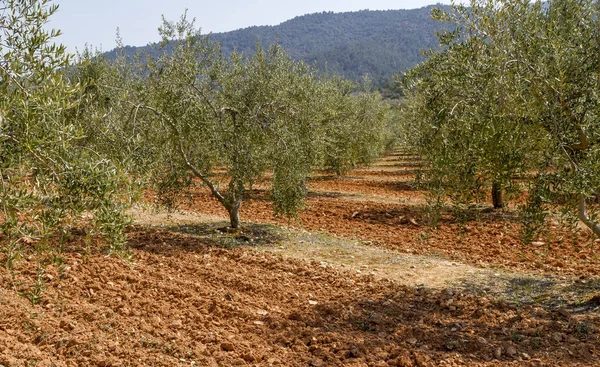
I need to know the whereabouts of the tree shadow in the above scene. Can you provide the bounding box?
[349,205,427,226]
[376,162,424,168]
[560,278,600,312]
[307,174,341,182]
[458,273,600,312]
[307,191,353,199]
[120,226,599,365]
[449,205,520,224]
[387,152,419,158]
[261,285,599,365]
[127,222,285,254]
[369,180,418,192]
[349,203,520,228]
[355,168,425,176]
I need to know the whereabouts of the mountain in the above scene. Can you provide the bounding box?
[105,5,450,91]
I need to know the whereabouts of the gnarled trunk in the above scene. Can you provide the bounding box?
[492,180,504,209]
[227,200,242,229]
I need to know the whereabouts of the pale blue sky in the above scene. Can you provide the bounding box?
[49,0,451,53]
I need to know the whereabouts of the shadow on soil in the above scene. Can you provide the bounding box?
[128,222,286,253]
[386,152,421,158]
[125,226,599,365]
[132,229,598,366]
[458,274,600,312]
[349,206,426,226]
[375,162,424,168]
[289,288,599,365]
[355,168,424,176]
[348,203,515,225]
[369,180,418,192]
[308,174,340,182]
[307,191,351,199]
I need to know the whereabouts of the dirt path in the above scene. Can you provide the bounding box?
[131,207,598,311]
[135,149,600,308]
[132,208,485,289]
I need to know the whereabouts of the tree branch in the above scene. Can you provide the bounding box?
[578,195,600,238]
[565,125,589,152]
[131,104,228,207]
[188,82,219,117]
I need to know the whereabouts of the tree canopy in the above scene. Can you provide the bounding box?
[0,0,131,272]
[103,6,452,91]
[74,13,395,230]
[402,0,600,239]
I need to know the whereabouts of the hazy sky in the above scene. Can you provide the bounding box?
[49,0,451,53]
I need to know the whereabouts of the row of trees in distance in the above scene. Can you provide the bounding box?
[1,0,397,272]
[75,13,396,229]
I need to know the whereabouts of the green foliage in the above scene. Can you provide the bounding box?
[19,267,45,306]
[121,14,330,227]
[95,13,396,228]
[70,45,157,180]
[320,78,393,175]
[402,0,600,238]
[0,0,131,273]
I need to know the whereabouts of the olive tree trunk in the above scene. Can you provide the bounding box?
[491,181,504,209]
[227,201,242,229]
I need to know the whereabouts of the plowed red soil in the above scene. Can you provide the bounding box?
[178,154,600,278]
[190,191,599,276]
[1,229,599,366]
[1,151,599,366]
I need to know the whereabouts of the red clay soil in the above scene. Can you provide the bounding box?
[306,175,426,201]
[1,229,598,366]
[162,152,599,278]
[180,188,600,278]
[2,153,600,366]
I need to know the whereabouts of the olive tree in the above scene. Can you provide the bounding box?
[133,14,324,228]
[69,41,160,186]
[0,0,130,269]
[402,0,600,238]
[402,16,540,210]
[320,78,393,175]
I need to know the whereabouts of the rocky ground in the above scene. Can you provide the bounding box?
[1,151,599,366]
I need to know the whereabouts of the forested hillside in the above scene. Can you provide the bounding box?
[105,5,450,87]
